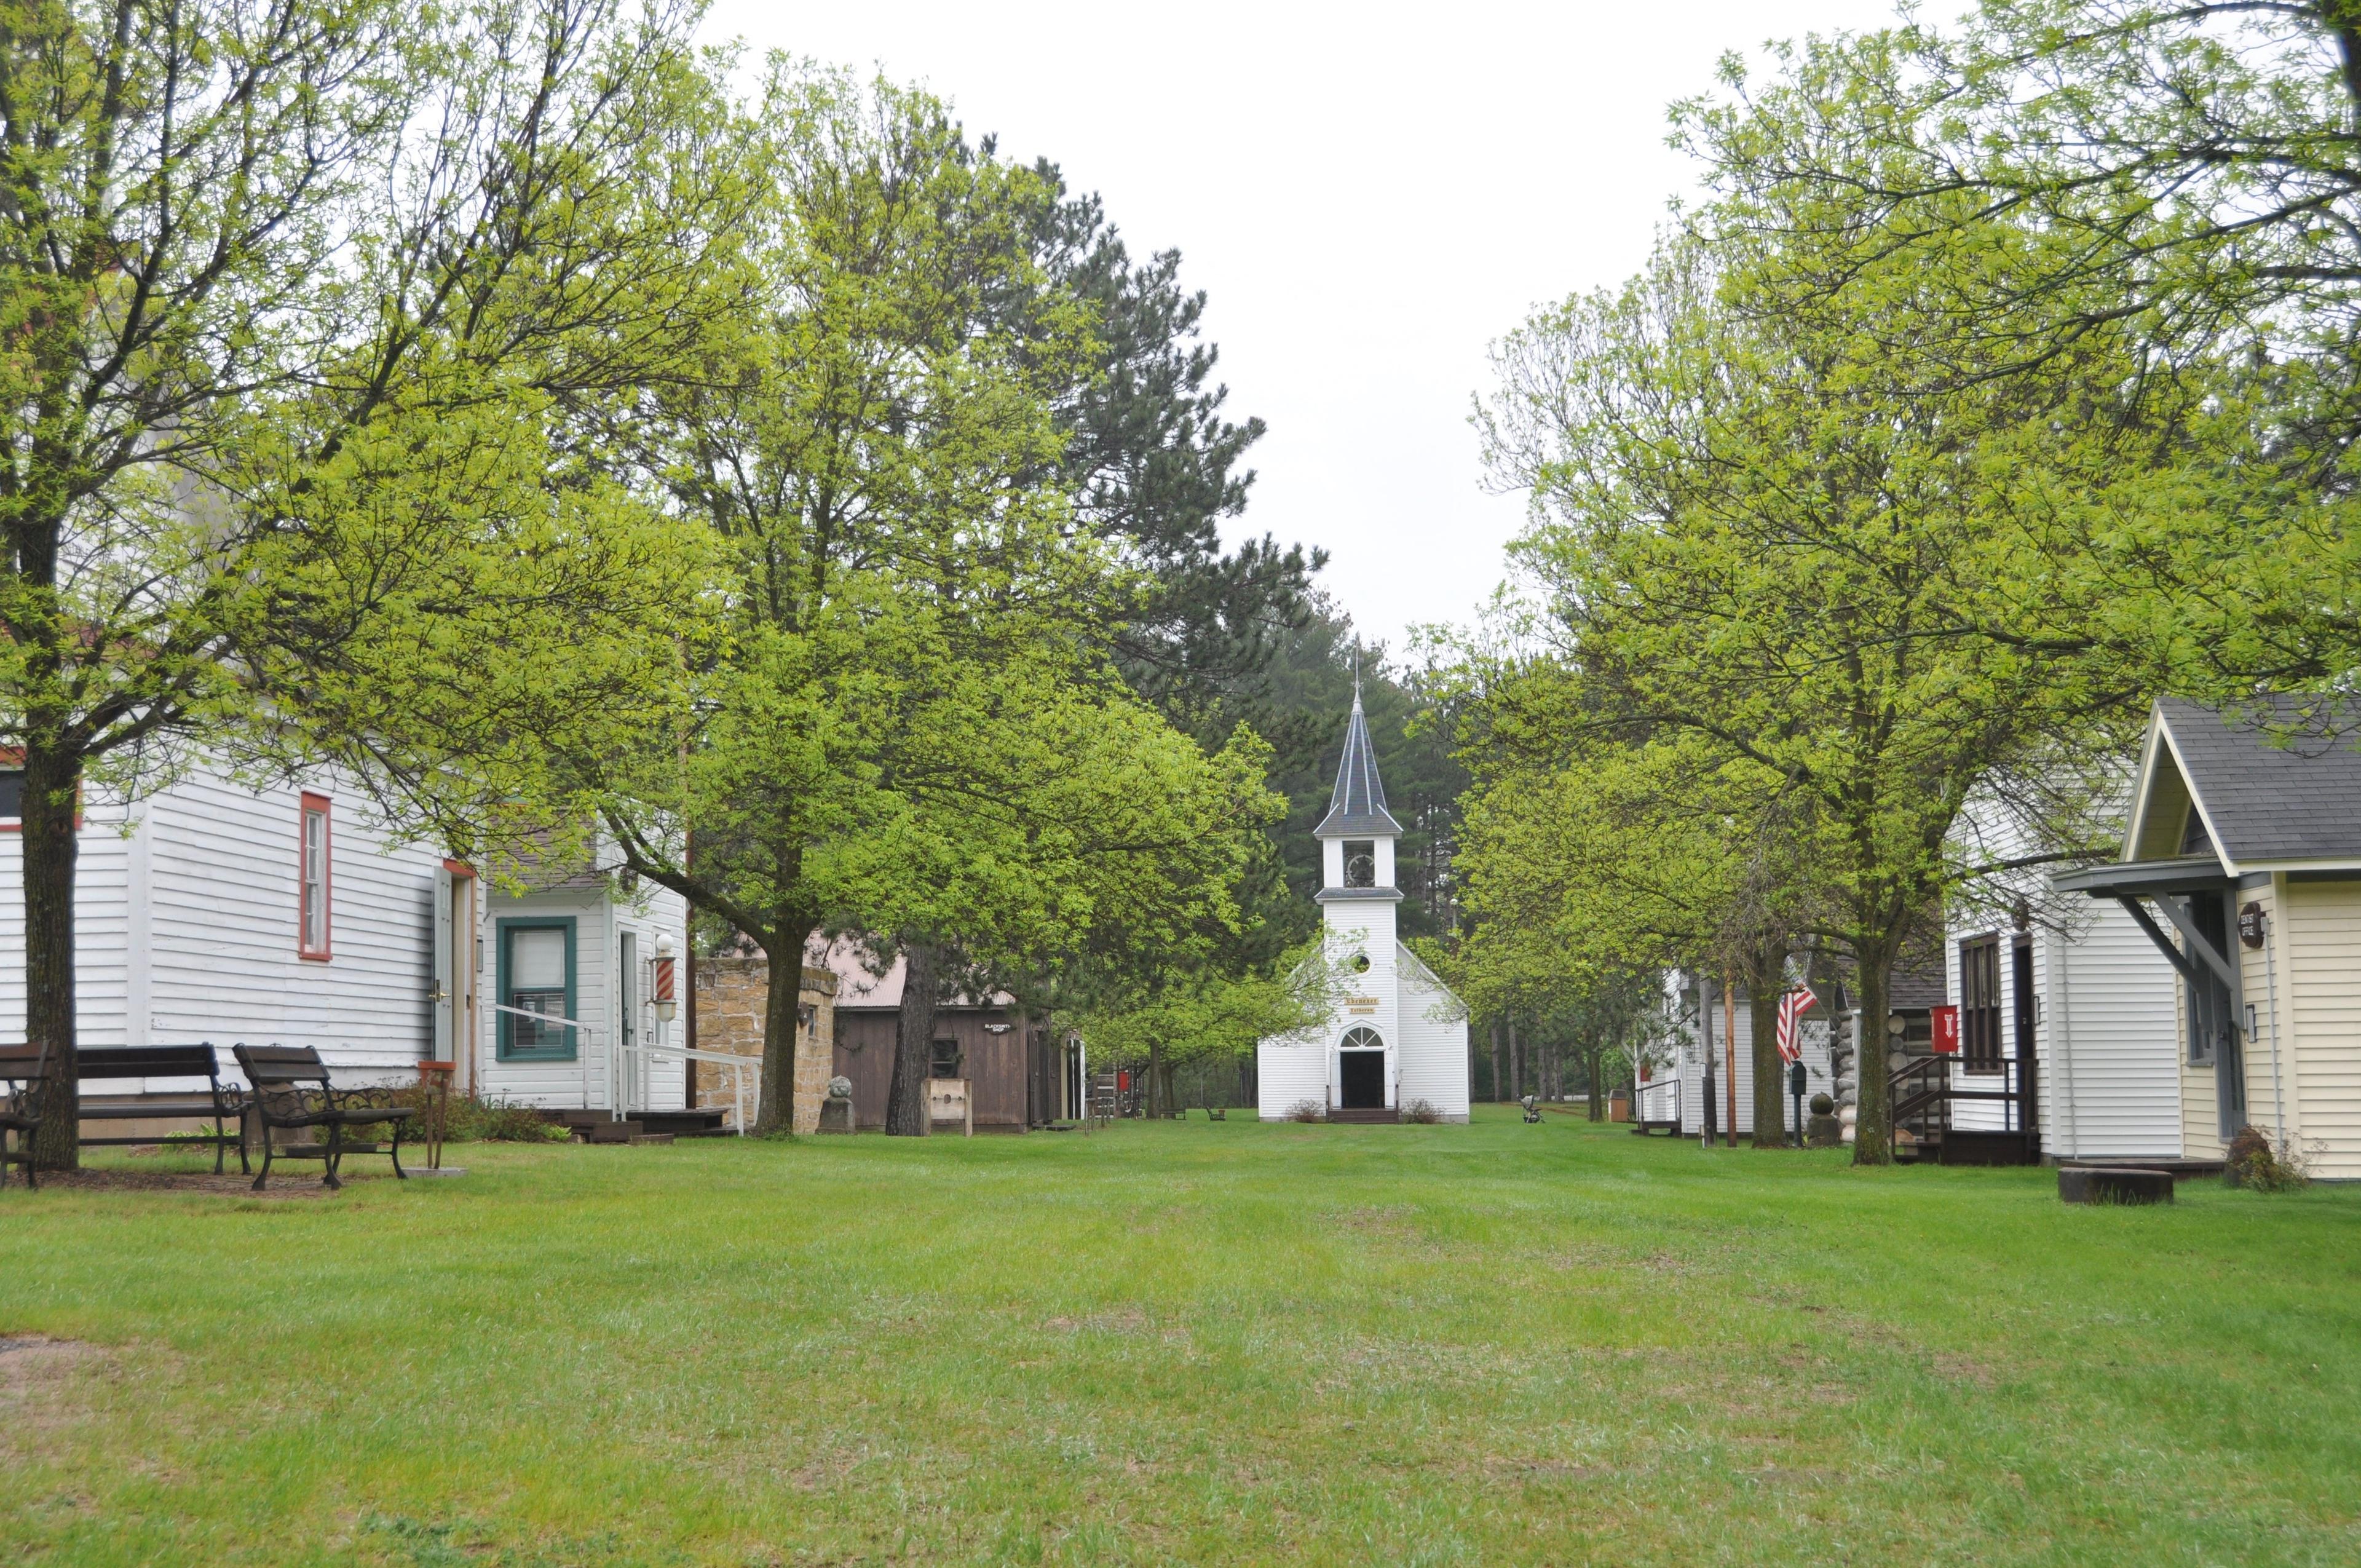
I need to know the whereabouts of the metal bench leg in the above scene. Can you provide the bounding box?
[389,1120,406,1180]
[253,1130,275,1192]
[212,1109,226,1176]
[323,1121,343,1190]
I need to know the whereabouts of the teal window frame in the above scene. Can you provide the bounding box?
[496,916,579,1061]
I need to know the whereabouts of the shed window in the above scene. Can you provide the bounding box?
[499,920,577,1060]
[931,1037,963,1079]
[1960,937,2001,1074]
[298,794,332,959]
[0,769,20,823]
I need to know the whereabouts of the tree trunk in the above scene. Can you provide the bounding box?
[1490,1018,1505,1102]
[1510,1018,1524,1101]
[1585,1044,1605,1121]
[751,929,805,1135]
[25,734,82,1171]
[1851,935,1896,1166]
[1750,952,1789,1150]
[885,937,939,1136]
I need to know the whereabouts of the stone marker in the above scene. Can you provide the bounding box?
[2058,1166,2174,1205]
[818,1075,856,1134]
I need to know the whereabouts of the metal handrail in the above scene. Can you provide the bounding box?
[489,1001,609,1112]
[618,1040,761,1136]
[1633,1076,1682,1130]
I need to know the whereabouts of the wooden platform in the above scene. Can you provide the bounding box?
[1327,1107,1401,1125]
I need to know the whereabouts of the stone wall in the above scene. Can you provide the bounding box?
[692,957,836,1134]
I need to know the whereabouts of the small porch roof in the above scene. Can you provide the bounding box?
[2052,855,2233,900]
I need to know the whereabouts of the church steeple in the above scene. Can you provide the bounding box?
[1315,691,1403,839]
[1315,692,1404,904]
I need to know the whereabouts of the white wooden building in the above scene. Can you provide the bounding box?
[1650,972,1839,1140]
[1942,799,2183,1162]
[2057,697,2361,1180]
[1257,692,1469,1123]
[0,754,686,1114]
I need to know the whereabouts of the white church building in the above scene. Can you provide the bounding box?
[1257,692,1471,1123]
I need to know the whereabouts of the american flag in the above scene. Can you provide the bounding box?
[1774,986,1818,1064]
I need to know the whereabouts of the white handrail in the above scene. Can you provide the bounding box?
[619,1040,762,1136]
[489,1001,608,1112]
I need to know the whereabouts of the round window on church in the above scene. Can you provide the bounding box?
[1351,952,1371,973]
[1340,1026,1383,1051]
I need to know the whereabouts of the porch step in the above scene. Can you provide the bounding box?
[577,1121,644,1145]
[1327,1107,1401,1125]
[632,1108,729,1138]
[627,1133,675,1146]
[1937,1130,2041,1167]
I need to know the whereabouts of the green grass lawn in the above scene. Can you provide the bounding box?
[3,1109,2356,1567]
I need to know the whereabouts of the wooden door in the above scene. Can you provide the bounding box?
[2011,937,2037,1139]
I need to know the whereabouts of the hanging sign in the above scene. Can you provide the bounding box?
[1930,1004,1961,1055]
[2239,902,2267,950]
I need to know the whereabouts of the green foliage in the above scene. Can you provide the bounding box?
[1075,935,1335,1074]
[2226,1125,2314,1193]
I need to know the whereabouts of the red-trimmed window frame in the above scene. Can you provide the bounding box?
[0,747,83,833]
[299,792,333,961]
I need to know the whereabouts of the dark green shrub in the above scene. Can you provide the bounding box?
[2225,1125,2311,1192]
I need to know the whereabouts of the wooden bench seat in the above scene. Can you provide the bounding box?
[75,1045,248,1174]
[0,1042,54,1189]
[232,1044,412,1191]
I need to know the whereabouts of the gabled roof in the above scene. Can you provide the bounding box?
[2127,696,2361,873]
[1314,694,1403,837]
[808,937,1014,1012]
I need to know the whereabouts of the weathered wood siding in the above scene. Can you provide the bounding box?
[829,1005,1030,1130]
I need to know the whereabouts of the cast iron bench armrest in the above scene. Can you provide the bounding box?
[231,1044,412,1192]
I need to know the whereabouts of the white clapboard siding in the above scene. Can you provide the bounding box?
[0,764,444,1088]
[2042,905,2183,1158]
[1944,797,2182,1158]
[144,767,441,1080]
[1395,943,1471,1122]
[2283,878,2361,1180]
[1257,1028,1330,1120]
[0,801,135,1048]
[476,882,690,1113]
[1671,989,1835,1137]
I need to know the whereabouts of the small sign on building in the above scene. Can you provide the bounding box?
[1930,1004,1961,1055]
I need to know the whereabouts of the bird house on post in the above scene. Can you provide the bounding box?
[653,935,678,1023]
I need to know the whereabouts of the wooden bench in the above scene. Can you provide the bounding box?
[76,1044,248,1174]
[232,1044,413,1190]
[0,1042,53,1190]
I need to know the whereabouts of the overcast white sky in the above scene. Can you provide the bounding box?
[702,1,1910,654]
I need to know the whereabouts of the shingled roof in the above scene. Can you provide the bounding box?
[1314,694,1403,837]
[2156,696,2361,868]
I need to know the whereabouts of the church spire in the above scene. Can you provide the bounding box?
[1315,687,1403,837]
